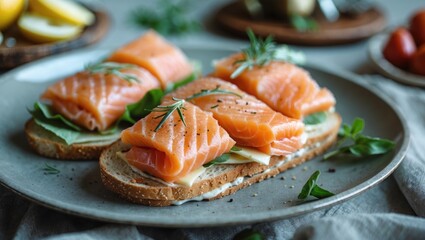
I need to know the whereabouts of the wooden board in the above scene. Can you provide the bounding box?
[0,8,109,69]
[215,1,386,46]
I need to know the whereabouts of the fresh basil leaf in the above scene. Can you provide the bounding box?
[29,102,81,131]
[303,112,327,125]
[310,185,335,199]
[325,117,395,160]
[350,118,364,138]
[298,170,334,200]
[350,136,395,157]
[298,170,320,199]
[203,153,230,168]
[233,228,264,240]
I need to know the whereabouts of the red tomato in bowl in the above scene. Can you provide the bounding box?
[410,9,425,47]
[410,45,425,76]
[383,27,417,69]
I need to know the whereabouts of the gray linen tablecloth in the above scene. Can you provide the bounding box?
[1,0,425,239]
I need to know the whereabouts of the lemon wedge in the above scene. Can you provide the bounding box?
[29,0,95,26]
[0,0,26,31]
[18,13,83,43]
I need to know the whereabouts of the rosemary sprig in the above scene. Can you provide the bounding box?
[186,86,242,101]
[150,97,186,132]
[231,29,305,78]
[42,163,60,175]
[85,62,140,83]
[149,87,242,131]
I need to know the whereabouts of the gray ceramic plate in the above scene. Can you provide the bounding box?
[368,33,425,87]
[0,47,409,227]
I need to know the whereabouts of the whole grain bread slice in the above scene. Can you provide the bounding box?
[25,119,118,160]
[99,112,341,206]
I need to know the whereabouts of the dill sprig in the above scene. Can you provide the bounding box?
[231,29,305,78]
[150,97,187,132]
[42,163,60,175]
[85,62,140,83]
[149,87,242,131]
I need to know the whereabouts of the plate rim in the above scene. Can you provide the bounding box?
[368,33,425,87]
[0,46,410,227]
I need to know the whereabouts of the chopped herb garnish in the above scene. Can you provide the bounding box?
[85,62,140,83]
[42,163,60,175]
[303,112,327,125]
[231,29,305,78]
[289,14,318,32]
[130,0,200,36]
[210,104,219,109]
[324,118,395,159]
[298,170,334,200]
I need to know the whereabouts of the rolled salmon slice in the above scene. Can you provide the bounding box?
[107,30,193,88]
[213,53,336,119]
[41,67,160,131]
[121,100,235,182]
[165,77,305,156]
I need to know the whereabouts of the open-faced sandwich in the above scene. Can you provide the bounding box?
[25,30,195,160]
[99,31,342,206]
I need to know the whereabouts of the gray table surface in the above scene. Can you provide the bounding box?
[1,0,424,239]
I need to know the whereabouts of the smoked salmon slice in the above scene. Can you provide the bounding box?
[121,100,235,182]
[41,67,160,131]
[165,77,305,156]
[107,30,193,88]
[213,53,336,119]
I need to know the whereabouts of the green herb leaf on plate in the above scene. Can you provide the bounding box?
[325,118,395,160]
[303,111,327,125]
[298,170,334,200]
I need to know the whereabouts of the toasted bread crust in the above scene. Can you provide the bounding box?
[100,113,341,206]
[25,119,116,160]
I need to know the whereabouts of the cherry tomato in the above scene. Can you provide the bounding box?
[410,45,425,76]
[410,9,425,47]
[383,27,417,69]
